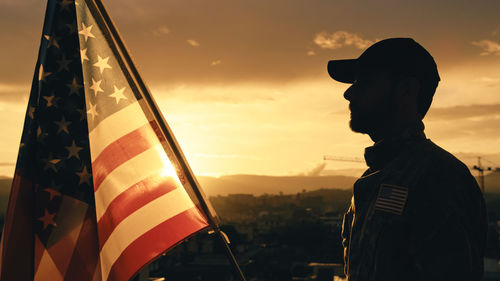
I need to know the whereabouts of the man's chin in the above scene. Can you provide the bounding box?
[349,119,371,134]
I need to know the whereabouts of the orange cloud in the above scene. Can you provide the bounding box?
[152,26,170,36]
[472,40,500,56]
[314,31,374,50]
[187,39,200,47]
[427,104,500,121]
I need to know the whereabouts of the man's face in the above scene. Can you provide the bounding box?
[343,70,394,134]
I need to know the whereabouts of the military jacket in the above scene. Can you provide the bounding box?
[342,131,487,281]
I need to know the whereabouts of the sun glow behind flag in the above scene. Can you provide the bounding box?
[0,0,214,281]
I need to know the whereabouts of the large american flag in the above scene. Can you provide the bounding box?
[0,0,215,280]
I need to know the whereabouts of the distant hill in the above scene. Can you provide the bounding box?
[484,171,500,194]
[0,175,356,215]
[0,178,12,216]
[197,175,356,196]
[0,171,497,213]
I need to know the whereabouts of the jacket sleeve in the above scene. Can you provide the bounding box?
[341,197,354,276]
[408,171,487,281]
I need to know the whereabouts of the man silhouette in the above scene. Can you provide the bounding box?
[327,38,487,281]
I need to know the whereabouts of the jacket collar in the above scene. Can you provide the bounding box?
[364,121,426,171]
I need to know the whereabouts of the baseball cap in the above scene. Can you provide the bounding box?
[327,38,440,85]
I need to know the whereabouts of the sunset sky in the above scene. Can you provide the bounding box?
[1,0,500,177]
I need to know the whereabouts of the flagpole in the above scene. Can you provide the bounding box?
[83,0,247,280]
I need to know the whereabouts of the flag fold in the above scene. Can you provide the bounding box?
[0,0,214,280]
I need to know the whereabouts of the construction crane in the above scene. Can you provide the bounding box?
[472,156,499,193]
[323,155,364,163]
[325,155,499,193]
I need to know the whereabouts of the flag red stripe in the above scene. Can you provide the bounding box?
[92,121,158,191]
[0,174,34,281]
[63,208,100,281]
[97,175,180,249]
[105,207,209,281]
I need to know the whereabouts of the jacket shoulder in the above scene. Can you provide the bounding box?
[418,139,473,179]
[411,139,483,210]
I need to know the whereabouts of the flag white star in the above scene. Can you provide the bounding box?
[56,54,71,72]
[79,22,96,42]
[48,36,60,49]
[45,187,61,200]
[66,20,77,34]
[28,106,35,119]
[90,78,104,96]
[109,85,127,103]
[55,116,71,134]
[87,102,98,120]
[80,48,89,63]
[38,209,57,229]
[59,0,72,11]
[38,64,51,82]
[42,95,57,107]
[65,140,83,160]
[43,153,61,172]
[66,77,82,95]
[93,55,112,74]
[76,109,85,121]
[76,166,91,185]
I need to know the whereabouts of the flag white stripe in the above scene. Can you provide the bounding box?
[89,101,149,161]
[378,196,406,202]
[94,144,167,221]
[99,187,195,281]
[388,195,407,199]
[376,202,404,210]
[376,207,403,214]
[381,190,407,195]
[376,200,404,207]
[389,193,408,197]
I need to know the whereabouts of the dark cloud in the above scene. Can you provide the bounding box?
[3,0,500,87]
[476,77,500,87]
[454,152,500,165]
[443,117,500,139]
[426,110,500,141]
[426,104,500,120]
[0,1,44,88]
[100,0,500,85]
[0,84,30,103]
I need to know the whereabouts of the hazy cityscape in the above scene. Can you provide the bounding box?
[143,185,500,281]
[1,171,500,280]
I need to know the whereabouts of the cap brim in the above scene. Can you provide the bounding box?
[327,59,357,83]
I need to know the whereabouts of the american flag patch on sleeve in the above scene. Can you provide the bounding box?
[374,184,409,215]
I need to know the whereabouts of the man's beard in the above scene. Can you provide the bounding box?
[349,102,392,134]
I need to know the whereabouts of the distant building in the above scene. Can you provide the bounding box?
[226,194,256,206]
[484,258,500,281]
[290,262,344,281]
[256,213,285,232]
[319,212,343,228]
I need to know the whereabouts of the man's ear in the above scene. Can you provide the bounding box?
[396,77,420,101]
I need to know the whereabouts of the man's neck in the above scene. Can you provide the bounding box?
[368,120,424,143]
